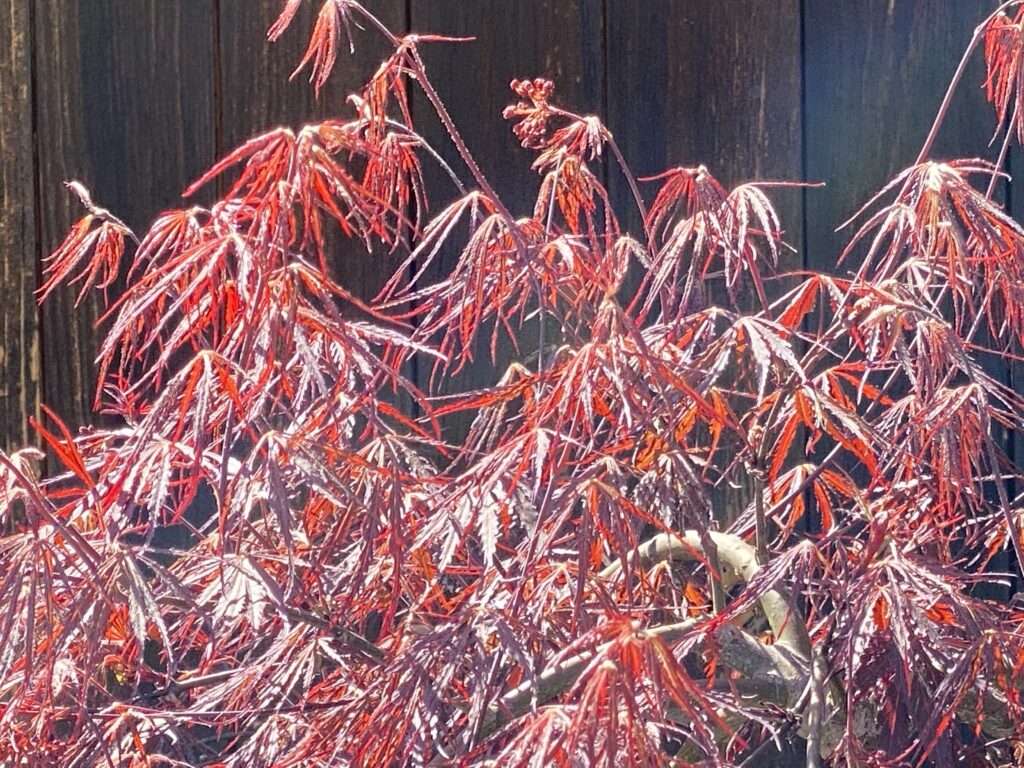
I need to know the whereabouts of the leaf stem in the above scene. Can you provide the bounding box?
[916,1,1024,165]
[754,476,769,565]
[987,100,1017,199]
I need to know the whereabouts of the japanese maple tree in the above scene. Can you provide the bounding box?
[5,1,1024,765]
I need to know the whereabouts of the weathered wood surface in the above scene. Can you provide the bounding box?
[0,1,40,451]
[32,1,218,428]
[803,0,997,272]
[606,0,803,257]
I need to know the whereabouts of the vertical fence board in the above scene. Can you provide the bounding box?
[33,1,218,428]
[408,0,605,435]
[605,1,803,256]
[0,0,39,450]
[218,0,406,303]
[606,0,803,524]
[803,0,996,272]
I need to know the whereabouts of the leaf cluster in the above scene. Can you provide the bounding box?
[5,2,1024,765]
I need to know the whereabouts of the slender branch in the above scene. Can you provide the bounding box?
[352,3,524,244]
[604,133,649,231]
[133,668,238,702]
[702,529,728,615]
[279,603,385,664]
[543,105,649,246]
[916,1,1024,165]
[754,476,769,565]
[803,643,828,768]
[478,618,698,738]
[736,723,801,768]
[383,118,467,196]
[156,594,385,667]
[127,603,384,709]
[987,100,1017,200]
[599,530,812,657]
[983,428,1024,580]
[405,46,521,235]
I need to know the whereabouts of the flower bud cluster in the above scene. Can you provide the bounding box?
[503,78,556,149]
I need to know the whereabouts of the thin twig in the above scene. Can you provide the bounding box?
[987,100,1018,199]
[916,1,1024,165]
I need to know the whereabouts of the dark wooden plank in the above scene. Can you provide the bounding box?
[33,1,218,428]
[218,0,406,303]
[606,0,803,524]
[0,1,40,450]
[409,0,605,433]
[606,0,803,259]
[803,0,996,273]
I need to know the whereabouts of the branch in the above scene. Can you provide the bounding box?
[128,605,383,708]
[915,0,1024,164]
[610,533,1020,754]
[278,603,385,664]
[479,618,698,739]
[599,530,812,658]
[479,530,814,742]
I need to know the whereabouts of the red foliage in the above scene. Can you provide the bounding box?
[5,1,1024,765]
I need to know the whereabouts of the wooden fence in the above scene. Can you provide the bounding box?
[0,0,1004,450]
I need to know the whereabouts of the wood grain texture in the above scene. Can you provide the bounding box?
[0,0,40,450]
[409,0,605,436]
[803,0,997,272]
[606,0,804,259]
[33,1,217,428]
[218,0,406,303]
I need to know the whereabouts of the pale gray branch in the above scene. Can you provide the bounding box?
[600,530,812,658]
[480,618,699,739]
